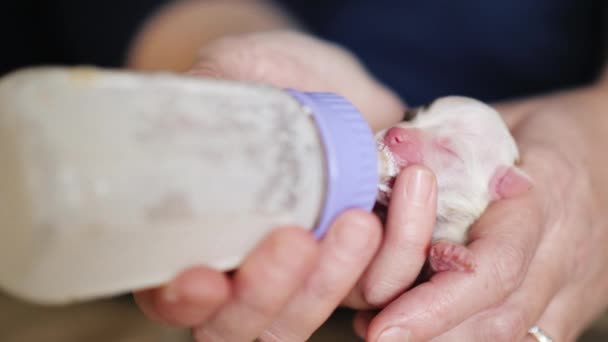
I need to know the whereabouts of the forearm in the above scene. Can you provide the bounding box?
[126,0,296,71]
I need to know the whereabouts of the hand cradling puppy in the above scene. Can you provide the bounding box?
[375,96,532,273]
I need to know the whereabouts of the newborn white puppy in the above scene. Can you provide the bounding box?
[376,96,531,272]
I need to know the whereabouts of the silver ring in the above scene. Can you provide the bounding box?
[528,325,553,342]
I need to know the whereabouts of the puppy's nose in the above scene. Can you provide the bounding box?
[384,127,420,148]
[383,127,423,166]
[385,127,408,145]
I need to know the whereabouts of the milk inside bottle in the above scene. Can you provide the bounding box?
[0,67,380,305]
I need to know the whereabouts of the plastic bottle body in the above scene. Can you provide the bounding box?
[0,68,326,304]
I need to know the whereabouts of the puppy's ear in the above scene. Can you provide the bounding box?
[489,165,533,201]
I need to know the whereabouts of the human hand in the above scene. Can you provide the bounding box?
[354,84,608,341]
[135,212,382,341]
[135,166,438,341]
[187,30,405,131]
[134,29,428,341]
[135,164,438,341]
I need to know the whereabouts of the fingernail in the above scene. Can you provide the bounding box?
[161,283,179,304]
[405,168,434,205]
[377,327,411,342]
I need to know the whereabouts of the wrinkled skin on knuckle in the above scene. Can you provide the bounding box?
[194,31,323,87]
[195,34,266,79]
[415,281,461,322]
[489,242,528,297]
[191,30,402,130]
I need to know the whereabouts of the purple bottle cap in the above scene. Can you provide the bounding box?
[286,90,379,239]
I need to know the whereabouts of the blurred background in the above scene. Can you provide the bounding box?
[0,292,607,341]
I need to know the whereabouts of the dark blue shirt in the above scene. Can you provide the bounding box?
[1,0,606,105]
[277,0,607,105]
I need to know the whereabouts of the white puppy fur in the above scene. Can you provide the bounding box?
[376,96,520,244]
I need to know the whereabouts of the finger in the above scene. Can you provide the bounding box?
[193,227,319,341]
[521,256,608,341]
[523,284,597,342]
[366,191,544,342]
[133,266,231,327]
[519,226,608,342]
[359,166,437,307]
[260,210,382,341]
[430,237,563,342]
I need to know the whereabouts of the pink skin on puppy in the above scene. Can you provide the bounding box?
[376,96,532,273]
[383,127,424,167]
